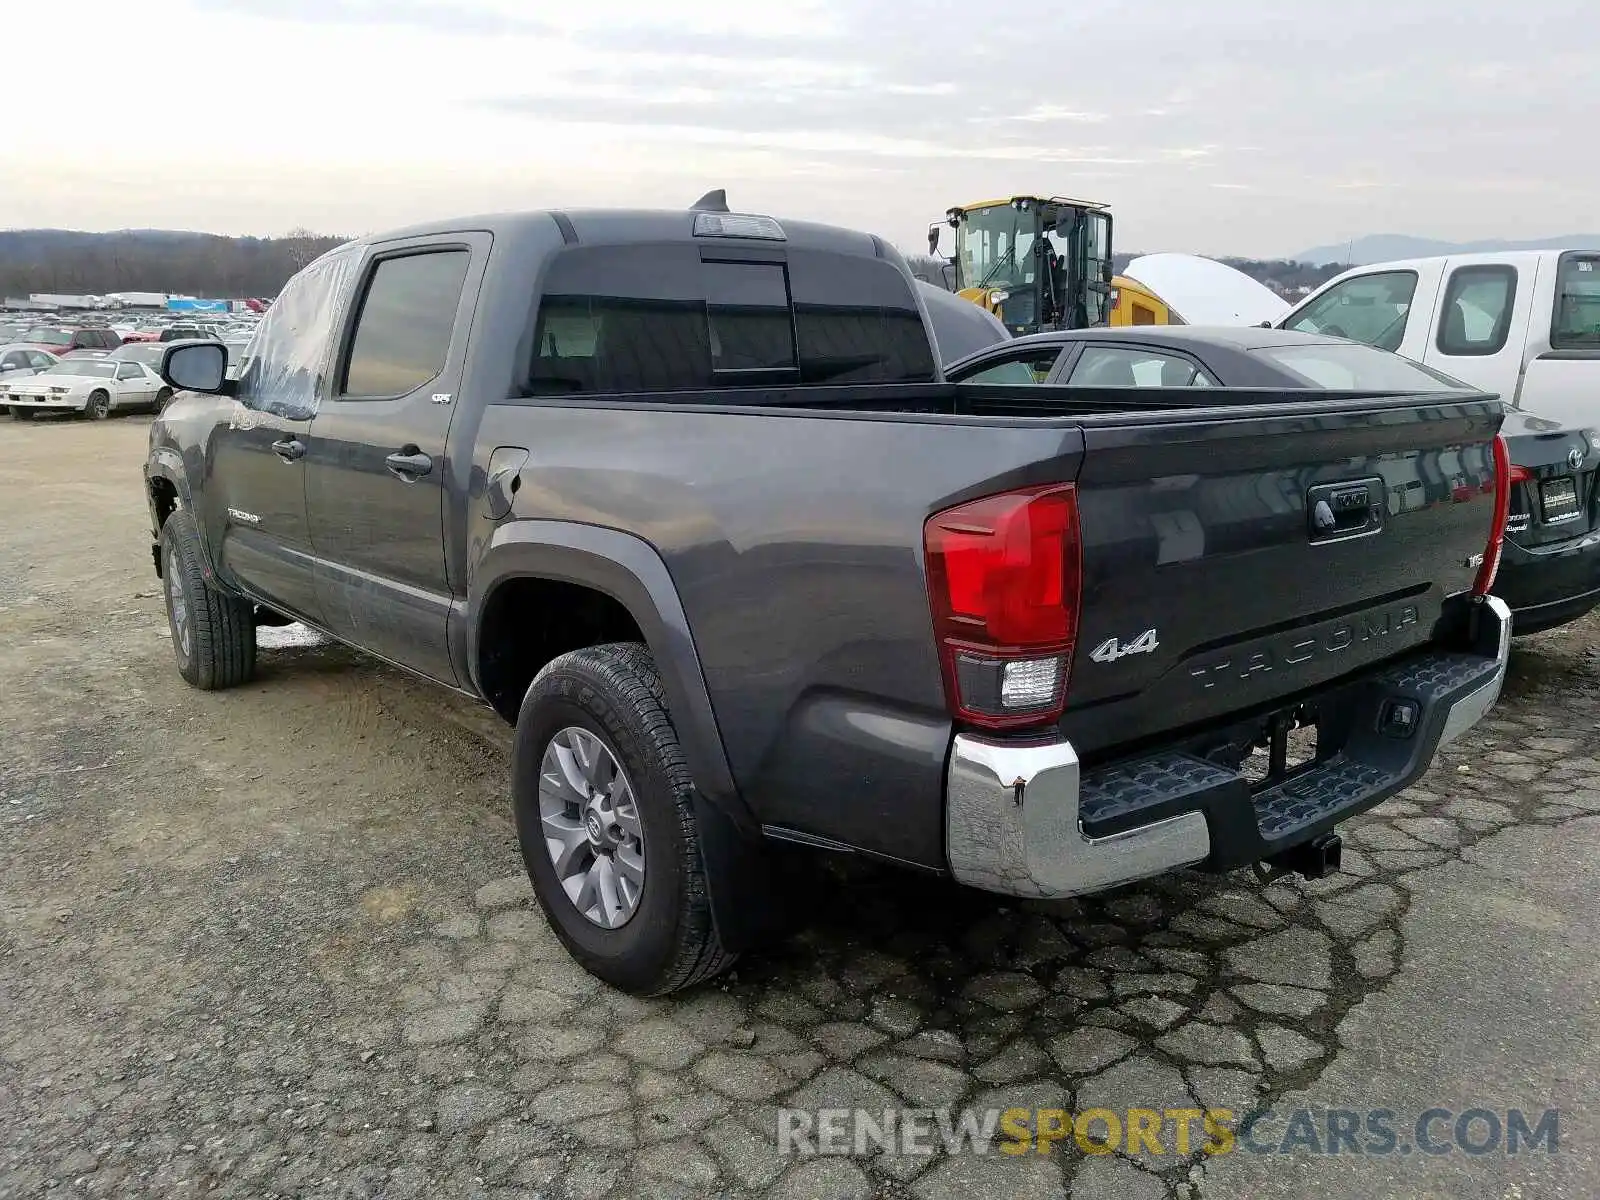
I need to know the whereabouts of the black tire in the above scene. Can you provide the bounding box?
[9,407,33,421]
[512,642,735,995]
[160,508,256,690]
[85,390,110,420]
[154,387,173,413]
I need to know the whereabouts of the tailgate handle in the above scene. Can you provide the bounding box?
[1307,478,1385,543]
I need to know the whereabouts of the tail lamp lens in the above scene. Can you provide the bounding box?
[1473,432,1512,596]
[924,484,1081,728]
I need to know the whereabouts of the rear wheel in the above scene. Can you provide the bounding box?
[512,642,735,995]
[154,387,173,413]
[160,508,256,690]
[85,390,110,420]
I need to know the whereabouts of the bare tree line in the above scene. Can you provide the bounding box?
[0,228,347,300]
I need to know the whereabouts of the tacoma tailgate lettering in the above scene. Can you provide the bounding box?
[1188,603,1421,689]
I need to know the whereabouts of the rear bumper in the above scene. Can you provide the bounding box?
[945,595,1511,899]
[1495,533,1600,634]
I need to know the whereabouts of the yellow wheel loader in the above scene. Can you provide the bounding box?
[927,196,1115,335]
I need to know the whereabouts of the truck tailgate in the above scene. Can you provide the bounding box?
[1058,395,1503,759]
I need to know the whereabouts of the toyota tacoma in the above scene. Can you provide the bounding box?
[145,200,1512,994]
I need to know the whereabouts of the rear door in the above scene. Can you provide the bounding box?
[302,234,485,685]
[1419,260,1532,402]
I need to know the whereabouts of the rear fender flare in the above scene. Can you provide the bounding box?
[466,520,749,832]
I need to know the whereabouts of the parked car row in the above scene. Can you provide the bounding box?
[0,340,174,418]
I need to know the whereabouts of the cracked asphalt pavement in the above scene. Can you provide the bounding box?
[2,419,1597,1198]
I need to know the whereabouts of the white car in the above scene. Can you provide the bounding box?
[0,344,60,385]
[5,358,172,420]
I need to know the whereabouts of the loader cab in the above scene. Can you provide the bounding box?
[928,196,1114,335]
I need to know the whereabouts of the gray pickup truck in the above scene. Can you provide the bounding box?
[146,202,1512,995]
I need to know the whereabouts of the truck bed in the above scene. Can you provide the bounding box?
[473,386,1502,869]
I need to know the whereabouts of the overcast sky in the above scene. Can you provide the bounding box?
[2,0,1592,258]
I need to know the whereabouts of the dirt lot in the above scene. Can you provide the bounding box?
[2,415,1597,1199]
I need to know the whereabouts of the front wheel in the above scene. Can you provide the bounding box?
[160,508,256,689]
[8,407,33,421]
[85,390,110,420]
[512,642,735,995]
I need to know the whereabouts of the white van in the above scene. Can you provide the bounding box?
[1277,250,1600,425]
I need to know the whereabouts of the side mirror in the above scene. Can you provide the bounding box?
[1055,212,1075,236]
[927,223,943,256]
[161,340,234,395]
[1258,320,1273,328]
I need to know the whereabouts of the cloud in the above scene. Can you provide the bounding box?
[4,0,1599,258]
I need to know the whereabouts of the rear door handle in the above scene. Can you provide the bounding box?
[385,449,433,481]
[271,437,305,463]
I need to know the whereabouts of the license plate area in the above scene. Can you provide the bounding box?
[1541,477,1581,524]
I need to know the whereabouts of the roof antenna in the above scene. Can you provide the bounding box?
[690,189,730,213]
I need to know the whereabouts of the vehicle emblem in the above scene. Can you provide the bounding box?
[1568,446,1585,470]
[430,393,453,405]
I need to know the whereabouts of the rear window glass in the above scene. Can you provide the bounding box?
[1252,344,1462,391]
[526,245,935,397]
[1552,254,1600,348]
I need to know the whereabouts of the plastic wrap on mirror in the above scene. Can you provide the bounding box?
[235,249,359,418]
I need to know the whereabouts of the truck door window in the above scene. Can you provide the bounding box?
[1283,270,1418,352]
[1551,253,1600,349]
[340,250,470,399]
[1068,346,1217,387]
[1436,265,1516,356]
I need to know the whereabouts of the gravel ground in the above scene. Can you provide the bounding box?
[1,416,1596,1199]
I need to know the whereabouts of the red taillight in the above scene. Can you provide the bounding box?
[1507,463,1534,485]
[924,484,1081,729]
[1473,433,1513,596]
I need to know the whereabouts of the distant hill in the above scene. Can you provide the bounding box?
[1293,233,1600,267]
[0,228,348,300]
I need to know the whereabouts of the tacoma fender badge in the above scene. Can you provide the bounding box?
[227,507,261,525]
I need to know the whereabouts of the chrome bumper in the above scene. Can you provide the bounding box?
[944,595,1512,900]
[1438,594,1512,747]
[945,736,1212,899]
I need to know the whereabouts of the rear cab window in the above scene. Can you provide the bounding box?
[1551,253,1600,350]
[1283,270,1418,352]
[526,244,936,397]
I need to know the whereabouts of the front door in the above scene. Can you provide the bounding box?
[303,237,483,685]
[204,250,361,624]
